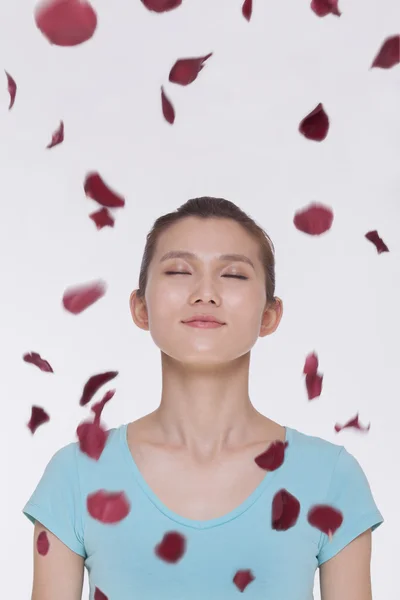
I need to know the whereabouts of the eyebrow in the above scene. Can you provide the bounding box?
[159,250,256,271]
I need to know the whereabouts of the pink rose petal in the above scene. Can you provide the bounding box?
[365,230,389,254]
[311,0,341,17]
[294,203,334,235]
[87,490,131,523]
[305,372,323,400]
[91,389,115,424]
[23,352,54,373]
[154,531,186,563]
[36,531,50,555]
[242,0,252,21]
[76,420,109,460]
[46,120,64,148]
[334,413,371,433]
[308,505,343,539]
[169,53,212,86]
[62,280,107,314]
[254,439,288,471]
[272,489,301,531]
[89,207,115,230]
[27,406,50,434]
[161,86,175,124]
[5,71,16,109]
[84,172,125,208]
[141,0,182,12]
[303,352,318,375]
[371,35,400,69]
[233,569,255,592]
[79,371,118,406]
[299,103,330,141]
[34,0,97,47]
[94,589,108,600]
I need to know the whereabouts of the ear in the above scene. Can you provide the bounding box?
[129,289,149,331]
[259,297,283,338]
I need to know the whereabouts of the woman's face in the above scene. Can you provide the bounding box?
[130,217,283,366]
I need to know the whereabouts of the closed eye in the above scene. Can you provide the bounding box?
[165,271,248,280]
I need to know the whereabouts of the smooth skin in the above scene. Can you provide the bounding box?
[30,217,373,599]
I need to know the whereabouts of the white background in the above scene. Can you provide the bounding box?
[1,0,398,598]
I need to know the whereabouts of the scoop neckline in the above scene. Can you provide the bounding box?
[119,422,294,530]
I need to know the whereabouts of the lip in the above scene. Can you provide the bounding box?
[183,321,224,329]
[181,314,225,324]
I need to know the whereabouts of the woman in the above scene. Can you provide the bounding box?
[23,196,384,599]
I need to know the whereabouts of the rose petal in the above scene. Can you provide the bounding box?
[84,172,125,208]
[46,120,64,148]
[5,71,16,109]
[91,389,115,424]
[34,0,97,47]
[62,279,107,314]
[303,352,318,375]
[233,569,255,592]
[272,489,301,531]
[310,0,341,17]
[23,352,54,373]
[242,0,252,21]
[305,372,323,400]
[161,86,175,124]
[365,230,389,254]
[141,0,182,12]
[89,207,115,230]
[254,440,288,471]
[169,53,212,86]
[299,103,330,141]
[76,420,109,460]
[27,406,50,434]
[294,203,334,235]
[79,371,118,406]
[307,505,343,538]
[334,413,371,433]
[87,490,131,523]
[371,35,400,69]
[154,531,186,563]
[37,531,50,555]
[94,589,108,600]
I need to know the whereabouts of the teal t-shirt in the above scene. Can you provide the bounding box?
[23,423,384,599]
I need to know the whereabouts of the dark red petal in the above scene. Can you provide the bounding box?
[242,0,252,21]
[79,371,118,406]
[334,413,371,433]
[84,172,125,208]
[46,120,64,148]
[154,531,186,563]
[161,86,175,124]
[141,0,182,12]
[91,389,115,424]
[87,490,131,523]
[254,440,288,471]
[76,420,109,460]
[89,207,115,230]
[34,0,97,47]
[23,352,54,373]
[62,279,107,314]
[299,103,329,141]
[305,372,323,400]
[233,569,255,592]
[169,53,212,86]
[371,35,400,69]
[307,505,343,539]
[5,71,17,109]
[303,352,318,375]
[310,0,341,17]
[272,489,300,531]
[94,589,108,600]
[293,203,334,235]
[36,531,50,555]
[365,230,389,254]
[27,406,50,434]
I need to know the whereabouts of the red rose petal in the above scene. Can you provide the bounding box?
[94,589,108,600]
[141,0,182,12]
[5,71,16,109]
[303,352,318,375]
[272,489,300,531]
[46,120,64,148]
[89,207,115,230]
[62,279,107,314]
[334,413,371,433]
[154,531,186,563]
[310,0,341,17]
[242,0,252,21]
[91,389,115,424]
[161,86,175,124]
[87,490,131,523]
[169,53,212,86]
[299,103,330,141]
[305,372,323,400]
[254,439,288,471]
[371,35,400,69]
[36,531,50,555]
[84,172,125,208]
[233,569,255,592]
[34,0,97,47]
[307,505,343,539]
[76,420,109,460]
[27,406,50,434]
[365,230,389,254]
[79,371,118,406]
[294,203,334,235]
[23,352,54,373]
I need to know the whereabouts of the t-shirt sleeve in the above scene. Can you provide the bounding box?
[22,442,86,558]
[317,446,384,566]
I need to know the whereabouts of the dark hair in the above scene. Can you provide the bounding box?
[136,196,276,305]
